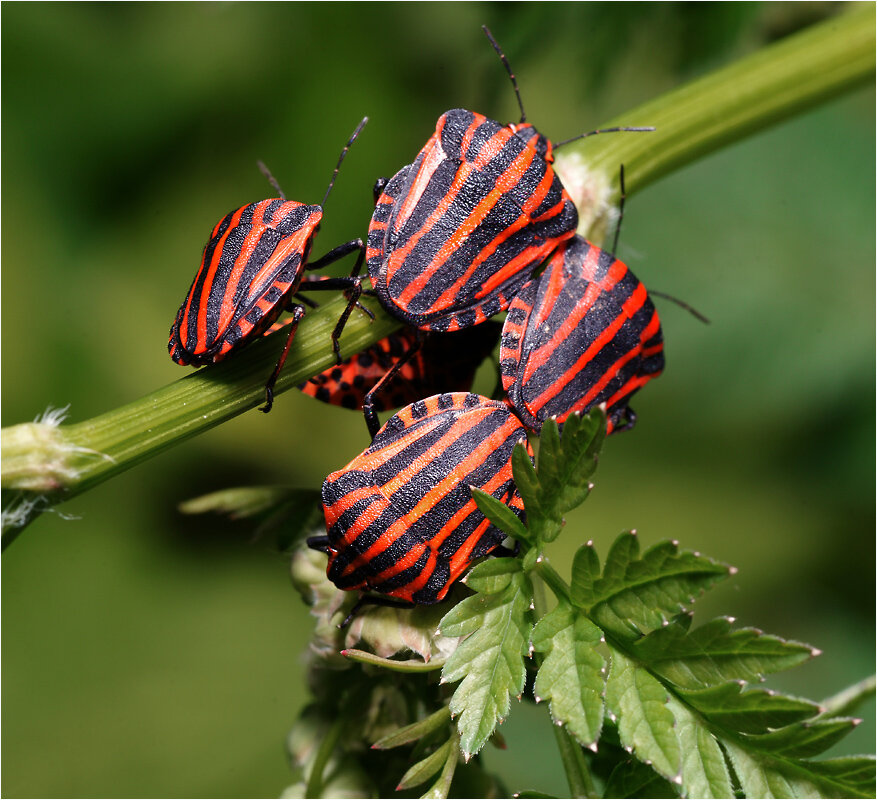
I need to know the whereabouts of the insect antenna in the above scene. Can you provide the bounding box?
[554,126,655,149]
[482,25,527,124]
[257,161,286,200]
[612,165,709,324]
[322,116,368,208]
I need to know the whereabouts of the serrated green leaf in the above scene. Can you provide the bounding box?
[679,683,819,734]
[470,487,531,545]
[665,696,733,798]
[742,718,862,759]
[723,743,875,799]
[512,443,542,508]
[602,758,680,799]
[396,739,453,790]
[527,411,604,544]
[605,648,681,782]
[817,675,876,720]
[724,740,820,799]
[438,589,515,639]
[531,603,605,747]
[419,735,459,799]
[570,542,601,608]
[372,706,451,750]
[536,417,563,497]
[587,536,730,640]
[464,557,522,594]
[441,572,534,759]
[803,756,876,795]
[634,616,816,689]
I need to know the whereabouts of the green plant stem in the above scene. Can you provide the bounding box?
[535,559,572,605]
[568,4,875,207]
[529,558,596,797]
[305,713,346,798]
[553,724,598,799]
[2,7,873,542]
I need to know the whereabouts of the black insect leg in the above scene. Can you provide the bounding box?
[362,332,424,439]
[304,239,371,363]
[306,535,330,553]
[261,304,307,413]
[372,177,389,204]
[612,406,638,433]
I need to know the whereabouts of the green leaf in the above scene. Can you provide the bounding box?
[535,416,564,500]
[531,603,605,747]
[437,589,517,640]
[372,706,451,750]
[527,410,604,544]
[179,486,322,550]
[396,739,453,791]
[341,649,445,672]
[441,571,534,759]
[601,758,680,799]
[419,734,460,799]
[817,675,876,720]
[464,557,522,595]
[723,742,876,799]
[742,718,863,760]
[512,442,542,507]
[583,534,730,639]
[665,695,734,798]
[679,682,820,734]
[605,648,681,783]
[803,757,877,797]
[470,486,531,545]
[569,542,601,608]
[634,616,816,689]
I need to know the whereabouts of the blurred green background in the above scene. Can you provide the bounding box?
[2,3,873,797]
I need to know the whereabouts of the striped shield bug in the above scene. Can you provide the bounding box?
[312,392,532,604]
[500,234,664,434]
[299,322,501,413]
[168,117,370,412]
[366,26,652,334]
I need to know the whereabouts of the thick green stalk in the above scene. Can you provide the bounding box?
[2,7,873,543]
[558,4,875,238]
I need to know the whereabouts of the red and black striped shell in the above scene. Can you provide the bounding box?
[169,200,320,366]
[321,392,532,604]
[500,235,664,434]
[366,109,578,333]
[300,322,501,412]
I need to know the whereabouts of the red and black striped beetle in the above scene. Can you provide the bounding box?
[168,117,369,412]
[314,392,531,604]
[366,27,651,334]
[299,322,501,414]
[500,234,664,434]
[311,237,666,607]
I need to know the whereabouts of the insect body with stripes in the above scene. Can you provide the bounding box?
[300,322,502,413]
[315,392,531,604]
[168,118,368,412]
[366,27,651,335]
[500,234,664,434]
[313,236,666,606]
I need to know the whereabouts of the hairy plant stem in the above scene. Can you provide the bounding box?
[2,6,873,544]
